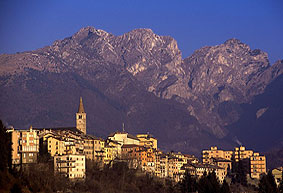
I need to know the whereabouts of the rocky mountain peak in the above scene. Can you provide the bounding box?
[0,26,282,157]
[127,28,154,35]
[71,26,110,41]
[224,38,242,45]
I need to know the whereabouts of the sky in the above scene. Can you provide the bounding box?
[0,0,282,63]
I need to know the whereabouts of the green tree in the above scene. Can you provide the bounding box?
[259,171,279,193]
[220,179,231,193]
[179,171,197,193]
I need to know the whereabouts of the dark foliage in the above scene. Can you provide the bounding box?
[10,182,22,193]
[258,171,279,193]
[83,161,180,193]
[0,120,12,171]
[220,180,231,193]
[197,172,220,193]
[279,176,283,193]
[179,171,197,193]
[232,160,248,186]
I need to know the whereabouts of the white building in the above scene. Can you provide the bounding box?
[54,154,86,179]
[108,131,140,146]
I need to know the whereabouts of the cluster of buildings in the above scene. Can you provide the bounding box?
[7,97,269,182]
[202,146,266,179]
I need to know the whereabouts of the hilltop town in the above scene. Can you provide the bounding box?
[6,97,280,188]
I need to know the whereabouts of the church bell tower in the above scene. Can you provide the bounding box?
[76,97,86,134]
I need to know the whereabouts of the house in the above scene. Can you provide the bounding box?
[54,154,85,179]
[8,126,39,165]
[136,134,157,149]
[108,131,140,146]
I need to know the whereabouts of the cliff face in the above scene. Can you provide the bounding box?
[0,26,282,154]
[168,39,282,138]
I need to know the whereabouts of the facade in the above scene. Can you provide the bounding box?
[272,167,283,185]
[234,146,266,179]
[136,134,157,149]
[202,146,233,164]
[9,126,39,165]
[104,145,116,164]
[108,131,140,146]
[54,154,86,179]
[234,146,254,162]
[212,158,232,177]
[182,163,226,183]
[203,146,266,179]
[46,135,67,156]
[159,154,168,178]
[40,129,84,156]
[76,97,86,134]
[184,154,199,164]
[250,152,266,179]
[168,156,180,181]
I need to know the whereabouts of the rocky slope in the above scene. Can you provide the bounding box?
[0,26,282,156]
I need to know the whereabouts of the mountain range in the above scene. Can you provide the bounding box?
[0,26,282,167]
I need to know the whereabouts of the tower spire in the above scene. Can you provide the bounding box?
[78,97,85,113]
[76,97,86,134]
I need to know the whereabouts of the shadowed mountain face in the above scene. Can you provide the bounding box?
[0,26,282,157]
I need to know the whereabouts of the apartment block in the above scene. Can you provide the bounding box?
[9,127,39,165]
[250,152,266,179]
[108,131,140,146]
[54,154,85,179]
[182,163,226,183]
[202,146,233,164]
[136,134,157,149]
[234,146,253,162]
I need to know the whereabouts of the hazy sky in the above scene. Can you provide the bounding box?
[0,0,282,63]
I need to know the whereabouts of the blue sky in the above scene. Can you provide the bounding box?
[0,0,282,63]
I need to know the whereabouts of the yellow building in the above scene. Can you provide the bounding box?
[167,156,179,181]
[272,167,283,185]
[8,126,39,165]
[204,146,266,179]
[184,154,199,164]
[10,128,21,165]
[250,152,266,179]
[104,145,116,164]
[46,135,66,156]
[83,136,105,161]
[154,150,162,177]
[144,147,155,174]
[54,154,85,179]
[202,146,233,164]
[234,146,253,162]
[212,158,232,177]
[182,163,226,183]
[136,134,157,149]
[159,154,168,178]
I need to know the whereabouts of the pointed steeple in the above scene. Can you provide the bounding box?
[78,97,85,113]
